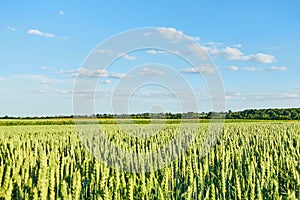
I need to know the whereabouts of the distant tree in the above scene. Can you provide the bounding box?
[291,110,298,119]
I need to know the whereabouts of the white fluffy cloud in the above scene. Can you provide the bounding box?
[118,53,137,60]
[40,66,51,71]
[58,11,65,15]
[146,49,172,55]
[288,93,299,98]
[186,44,210,60]
[204,45,276,63]
[224,66,287,72]
[224,91,300,102]
[242,66,287,71]
[138,67,164,76]
[156,27,200,42]
[58,68,129,79]
[156,27,185,41]
[7,26,17,31]
[27,29,55,38]
[224,66,239,71]
[265,66,287,71]
[146,50,157,55]
[143,32,151,37]
[242,67,259,71]
[251,53,276,63]
[181,64,215,74]
[101,80,112,84]
[97,49,113,55]
[220,47,249,61]
[155,27,276,64]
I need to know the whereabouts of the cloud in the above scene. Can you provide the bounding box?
[39,80,50,85]
[97,49,113,55]
[12,74,60,85]
[231,44,242,48]
[203,45,276,63]
[220,47,249,61]
[156,27,199,42]
[222,65,286,72]
[58,11,65,15]
[0,76,5,81]
[6,26,17,31]
[156,27,185,41]
[40,66,51,70]
[27,29,55,38]
[146,50,159,55]
[138,67,164,76]
[186,44,209,60]
[251,53,276,63]
[181,64,215,74]
[222,90,300,102]
[56,69,76,74]
[143,32,151,37]
[242,66,287,71]
[287,93,299,98]
[58,68,129,79]
[118,53,137,60]
[205,42,222,46]
[133,89,174,99]
[146,49,169,55]
[264,66,287,71]
[191,36,200,41]
[224,66,239,71]
[155,28,275,64]
[225,90,241,99]
[241,67,257,71]
[39,90,47,94]
[146,49,180,56]
[59,90,72,94]
[249,93,300,101]
[112,88,175,100]
[101,80,112,84]
[297,56,300,59]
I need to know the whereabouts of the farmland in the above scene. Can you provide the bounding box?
[0,120,299,199]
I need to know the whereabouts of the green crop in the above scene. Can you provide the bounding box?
[0,122,299,199]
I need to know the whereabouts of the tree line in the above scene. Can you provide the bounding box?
[225,108,300,120]
[1,108,300,120]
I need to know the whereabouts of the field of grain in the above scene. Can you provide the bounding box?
[0,121,299,199]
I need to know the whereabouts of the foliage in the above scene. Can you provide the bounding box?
[2,107,300,121]
[226,108,300,120]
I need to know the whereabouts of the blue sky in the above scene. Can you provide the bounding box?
[0,0,299,116]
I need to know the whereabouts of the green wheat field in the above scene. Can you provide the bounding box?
[0,120,299,199]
